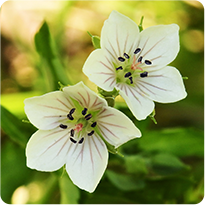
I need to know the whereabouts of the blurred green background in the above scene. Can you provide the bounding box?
[1,1,204,204]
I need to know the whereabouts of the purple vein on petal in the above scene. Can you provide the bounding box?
[86,90,91,108]
[138,80,169,91]
[77,92,88,107]
[40,133,67,156]
[56,137,69,157]
[123,32,129,53]
[88,137,94,172]
[107,39,118,60]
[99,124,119,139]
[98,121,126,129]
[99,61,114,73]
[42,129,65,138]
[56,98,70,110]
[136,81,156,96]
[115,26,121,56]
[38,104,68,112]
[127,86,142,105]
[91,97,103,110]
[105,56,115,71]
[90,136,103,160]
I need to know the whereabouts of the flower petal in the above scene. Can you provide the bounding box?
[138,24,179,70]
[63,82,108,109]
[136,66,187,103]
[65,134,108,193]
[26,128,71,171]
[101,10,140,58]
[24,91,72,130]
[117,83,155,120]
[82,50,117,91]
[97,107,141,148]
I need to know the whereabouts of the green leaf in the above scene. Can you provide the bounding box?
[138,127,204,157]
[59,173,80,204]
[151,153,190,176]
[106,170,145,191]
[124,155,148,176]
[1,105,36,148]
[87,31,101,49]
[34,21,71,91]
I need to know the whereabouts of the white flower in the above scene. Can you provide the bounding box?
[83,10,187,120]
[24,82,141,193]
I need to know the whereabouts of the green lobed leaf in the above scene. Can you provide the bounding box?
[59,173,80,204]
[151,153,190,176]
[106,170,145,191]
[34,21,71,90]
[1,105,36,148]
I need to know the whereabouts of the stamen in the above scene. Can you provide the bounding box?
[59,124,67,129]
[116,66,123,71]
[85,114,92,120]
[78,138,84,144]
[88,130,95,136]
[138,56,143,62]
[134,48,141,54]
[82,108,88,115]
[145,60,152,65]
[70,129,75,137]
[69,108,76,115]
[129,77,133,84]
[124,72,132,78]
[91,122,97,127]
[67,113,74,120]
[140,71,148,78]
[123,53,130,59]
[118,57,125,62]
[70,138,77,143]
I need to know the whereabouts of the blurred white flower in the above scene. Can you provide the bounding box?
[24,82,141,193]
[83,10,187,120]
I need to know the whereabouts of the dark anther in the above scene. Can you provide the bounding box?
[140,71,148,78]
[116,66,123,71]
[91,122,97,127]
[118,57,125,62]
[124,72,132,78]
[82,108,88,115]
[145,60,152,65]
[129,77,133,84]
[69,108,76,115]
[134,48,141,54]
[70,137,77,143]
[78,138,84,144]
[85,114,92,120]
[123,53,130,59]
[138,56,143,62]
[88,130,95,136]
[67,113,74,120]
[59,124,67,129]
[70,129,75,137]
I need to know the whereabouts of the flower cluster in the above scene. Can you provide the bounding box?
[24,10,187,193]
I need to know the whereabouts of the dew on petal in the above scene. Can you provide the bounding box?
[59,124,67,129]
[118,57,125,62]
[134,48,141,54]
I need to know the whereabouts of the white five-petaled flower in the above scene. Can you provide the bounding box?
[83,10,187,120]
[24,82,141,193]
